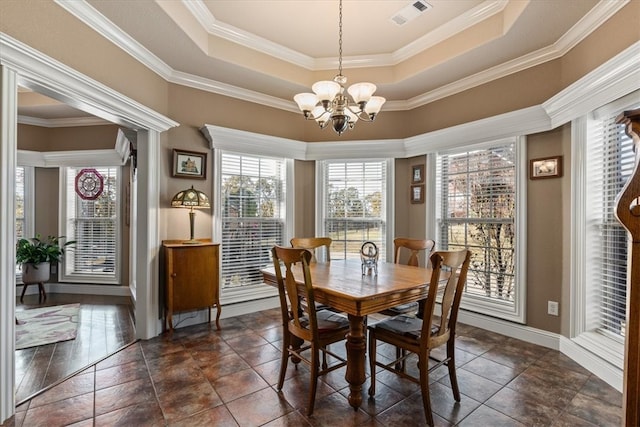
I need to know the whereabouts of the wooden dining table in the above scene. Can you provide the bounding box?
[261,259,434,410]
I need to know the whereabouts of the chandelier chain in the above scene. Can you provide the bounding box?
[338,0,343,76]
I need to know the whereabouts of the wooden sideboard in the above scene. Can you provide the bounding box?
[162,239,221,331]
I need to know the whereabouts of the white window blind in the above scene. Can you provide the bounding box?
[321,160,388,260]
[586,111,633,340]
[16,166,26,240]
[61,167,119,283]
[436,142,518,315]
[220,153,286,289]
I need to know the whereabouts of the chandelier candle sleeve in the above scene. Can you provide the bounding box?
[293,0,385,135]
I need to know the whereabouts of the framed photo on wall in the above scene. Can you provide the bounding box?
[411,184,425,204]
[530,156,563,180]
[173,149,207,179]
[411,164,425,184]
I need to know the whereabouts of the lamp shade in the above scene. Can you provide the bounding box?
[171,186,210,243]
[171,186,210,209]
[347,82,376,104]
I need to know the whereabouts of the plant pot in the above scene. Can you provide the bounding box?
[21,262,51,283]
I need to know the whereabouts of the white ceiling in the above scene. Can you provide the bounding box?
[19,0,622,123]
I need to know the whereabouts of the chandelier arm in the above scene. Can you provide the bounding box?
[345,105,375,122]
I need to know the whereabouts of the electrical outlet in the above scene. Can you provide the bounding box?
[548,301,559,316]
[50,264,57,275]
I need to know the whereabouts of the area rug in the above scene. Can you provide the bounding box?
[15,303,80,350]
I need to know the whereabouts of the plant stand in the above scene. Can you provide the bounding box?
[20,282,46,303]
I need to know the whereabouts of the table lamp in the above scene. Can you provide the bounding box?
[171,185,211,244]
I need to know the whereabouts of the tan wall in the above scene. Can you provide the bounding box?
[526,125,570,333]
[18,124,120,151]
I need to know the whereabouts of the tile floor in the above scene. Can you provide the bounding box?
[3,308,622,426]
[14,294,135,404]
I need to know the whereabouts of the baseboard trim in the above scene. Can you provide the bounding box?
[167,296,280,330]
[559,336,623,392]
[455,309,623,392]
[456,309,560,350]
[17,282,131,297]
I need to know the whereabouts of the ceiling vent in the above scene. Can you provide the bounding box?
[390,1,432,26]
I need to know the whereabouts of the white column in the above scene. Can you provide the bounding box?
[0,65,17,423]
[134,130,162,339]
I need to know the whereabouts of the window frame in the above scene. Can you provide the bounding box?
[316,158,394,262]
[570,91,639,369]
[213,149,293,305]
[15,166,34,278]
[432,137,527,323]
[59,166,121,284]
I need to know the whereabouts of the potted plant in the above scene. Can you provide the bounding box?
[16,235,76,283]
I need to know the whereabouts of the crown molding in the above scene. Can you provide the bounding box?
[54,0,173,80]
[0,33,178,132]
[201,125,308,160]
[17,149,127,167]
[53,0,630,116]
[182,0,316,70]
[16,129,131,167]
[543,41,640,127]
[169,70,297,113]
[17,115,111,128]
[184,0,508,70]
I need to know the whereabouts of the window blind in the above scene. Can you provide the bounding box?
[62,167,119,281]
[586,113,633,339]
[15,166,25,240]
[16,167,25,275]
[322,160,387,260]
[220,153,286,289]
[437,143,516,305]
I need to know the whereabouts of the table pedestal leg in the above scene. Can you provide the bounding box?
[345,314,366,409]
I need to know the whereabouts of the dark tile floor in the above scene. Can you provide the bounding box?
[3,308,622,426]
[14,293,135,404]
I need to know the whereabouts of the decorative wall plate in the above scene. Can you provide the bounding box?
[75,168,104,200]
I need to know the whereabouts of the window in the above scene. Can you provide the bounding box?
[15,166,34,275]
[60,167,120,283]
[572,93,637,365]
[435,139,525,322]
[219,152,287,290]
[586,112,632,340]
[319,160,391,260]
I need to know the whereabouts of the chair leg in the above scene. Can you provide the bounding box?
[419,355,434,426]
[322,345,328,370]
[277,332,290,390]
[447,338,461,401]
[308,346,320,416]
[368,330,376,397]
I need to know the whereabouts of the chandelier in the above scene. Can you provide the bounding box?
[293,0,386,136]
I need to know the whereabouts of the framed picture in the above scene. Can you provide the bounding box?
[411,184,425,204]
[530,156,563,180]
[173,149,207,179]
[411,164,425,184]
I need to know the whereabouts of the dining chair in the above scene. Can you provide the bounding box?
[367,248,472,426]
[379,237,436,316]
[290,237,332,263]
[271,245,349,416]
